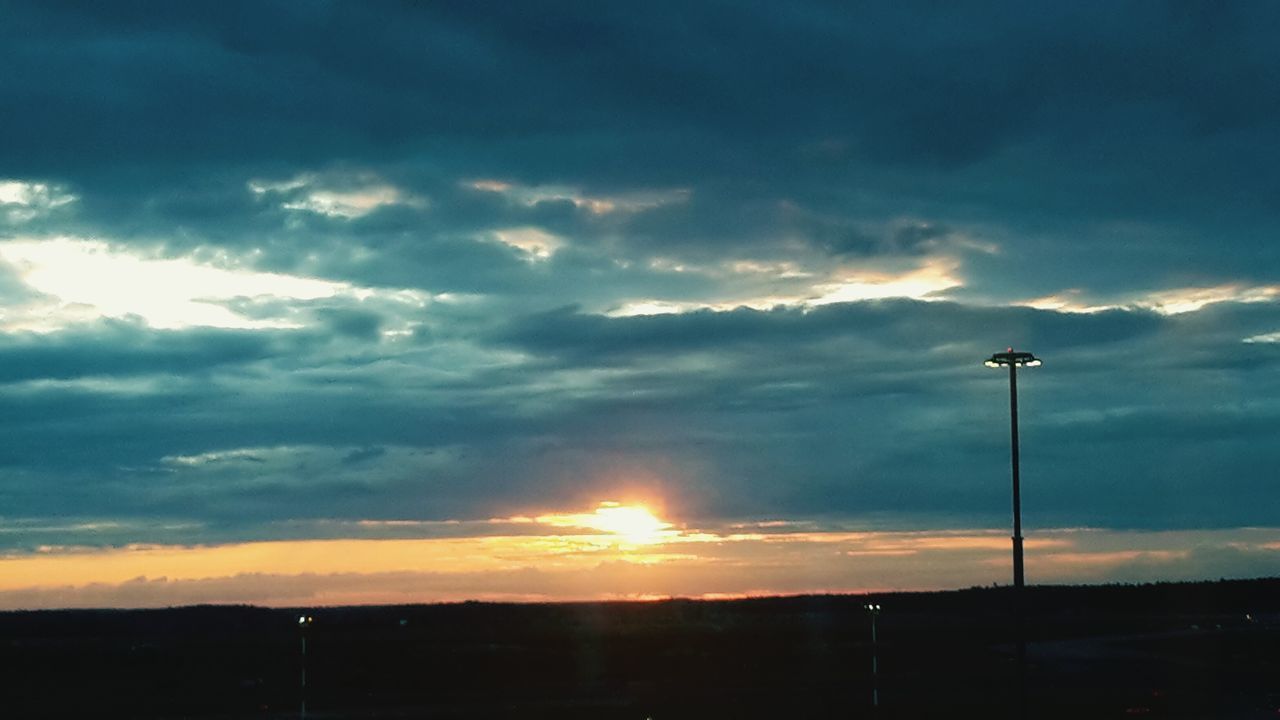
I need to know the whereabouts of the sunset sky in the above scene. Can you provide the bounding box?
[1,1,1278,608]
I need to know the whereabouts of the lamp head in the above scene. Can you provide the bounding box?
[985,349,1041,368]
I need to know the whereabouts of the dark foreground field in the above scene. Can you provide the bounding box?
[3,578,1279,719]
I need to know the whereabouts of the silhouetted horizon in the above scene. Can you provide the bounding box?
[5,576,1278,718]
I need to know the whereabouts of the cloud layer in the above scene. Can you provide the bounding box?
[2,2,1279,603]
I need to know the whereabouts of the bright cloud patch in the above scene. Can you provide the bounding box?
[250,173,425,218]
[608,300,707,317]
[492,227,565,261]
[810,258,963,306]
[608,257,962,316]
[0,179,77,223]
[163,447,278,467]
[468,178,688,215]
[0,238,363,330]
[1139,284,1280,315]
[1020,290,1118,314]
[1021,284,1280,316]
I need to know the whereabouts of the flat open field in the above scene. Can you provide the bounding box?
[3,579,1279,718]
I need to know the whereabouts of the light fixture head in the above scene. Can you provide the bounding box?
[984,349,1042,368]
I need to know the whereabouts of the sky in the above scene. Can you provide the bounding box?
[1,1,1279,608]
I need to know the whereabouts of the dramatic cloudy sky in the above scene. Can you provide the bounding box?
[2,1,1279,608]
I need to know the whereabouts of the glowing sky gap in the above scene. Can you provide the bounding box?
[0,237,432,331]
[249,173,427,218]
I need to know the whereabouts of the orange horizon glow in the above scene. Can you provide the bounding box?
[0,505,1276,610]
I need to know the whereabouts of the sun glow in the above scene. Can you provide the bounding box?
[536,502,676,545]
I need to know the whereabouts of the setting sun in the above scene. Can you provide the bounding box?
[537,502,675,545]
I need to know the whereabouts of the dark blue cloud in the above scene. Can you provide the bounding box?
[0,321,311,382]
[2,0,1275,307]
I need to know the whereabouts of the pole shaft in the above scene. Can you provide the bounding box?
[1009,364,1023,588]
[301,634,307,720]
[1009,363,1027,719]
[871,614,878,708]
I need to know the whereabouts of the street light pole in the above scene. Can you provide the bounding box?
[1008,359,1024,590]
[298,614,313,720]
[864,603,881,710]
[984,348,1041,718]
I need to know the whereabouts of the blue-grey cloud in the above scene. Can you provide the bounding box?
[0,320,312,382]
[0,1,1278,572]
